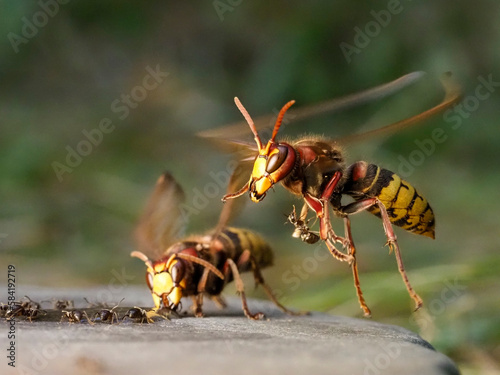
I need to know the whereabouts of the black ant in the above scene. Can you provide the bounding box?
[121,307,169,324]
[5,296,46,322]
[0,302,9,317]
[287,205,320,244]
[60,310,94,325]
[92,298,124,324]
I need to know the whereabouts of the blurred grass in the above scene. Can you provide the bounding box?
[1,1,499,373]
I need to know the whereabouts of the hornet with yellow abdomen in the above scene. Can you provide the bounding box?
[342,162,435,238]
[200,72,461,316]
[131,172,301,319]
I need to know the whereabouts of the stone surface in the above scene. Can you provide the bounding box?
[1,286,460,375]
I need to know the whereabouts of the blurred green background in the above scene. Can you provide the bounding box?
[1,1,499,373]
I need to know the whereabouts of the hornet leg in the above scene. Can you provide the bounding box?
[340,198,423,311]
[191,294,204,318]
[303,171,353,263]
[226,258,265,320]
[343,216,371,317]
[244,250,309,316]
[210,295,227,309]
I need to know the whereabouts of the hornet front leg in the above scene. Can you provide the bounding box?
[302,171,353,264]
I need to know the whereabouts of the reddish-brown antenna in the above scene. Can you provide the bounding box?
[174,253,225,280]
[234,97,263,150]
[270,100,295,143]
[131,251,154,269]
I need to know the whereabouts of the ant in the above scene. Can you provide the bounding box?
[5,296,46,322]
[0,302,9,317]
[287,205,320,244]
[60,310,94,325]
[92,298,124,324]
[121,307,169,324]
[42,298,74,310]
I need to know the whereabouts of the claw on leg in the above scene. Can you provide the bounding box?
[226,258,265,320]
[343,216,371,317]
[303,192,353,264]
[248,250,309,316]
[340,197,423,311]
[210,295,227,309]
[191,295,205,318]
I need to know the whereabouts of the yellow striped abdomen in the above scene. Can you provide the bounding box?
[344,163,435,239]
[216,227,274,268]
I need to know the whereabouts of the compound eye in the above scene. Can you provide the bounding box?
[170,261,185,285]
[266,146,288,173]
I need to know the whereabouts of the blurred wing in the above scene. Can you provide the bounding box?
[197,71,426,142]
[337,72,462,144]
[206,139,258,155]
[134,172,186,256]
[212,158,255,236]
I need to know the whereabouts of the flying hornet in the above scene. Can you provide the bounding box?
[131,172,302,319]
[199,72,461,316]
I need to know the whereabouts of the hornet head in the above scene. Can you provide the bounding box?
[231,98,297,203]
[131,250,224,311]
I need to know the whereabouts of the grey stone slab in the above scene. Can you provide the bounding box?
[1,286,459,375]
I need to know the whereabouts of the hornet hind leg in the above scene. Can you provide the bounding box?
[293,201,371,317]
[339,197,423,311]
[246,250,309,316]
[226,257,265,320]
[342,216,371,317]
